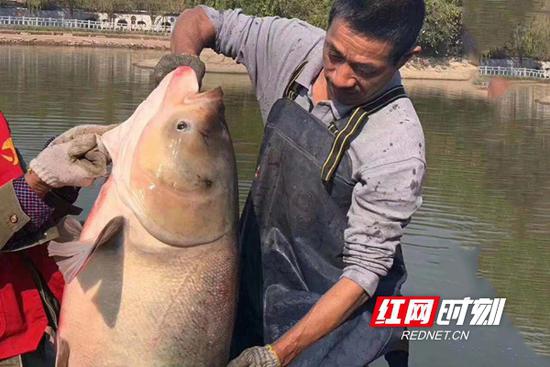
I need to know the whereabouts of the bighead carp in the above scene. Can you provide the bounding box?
[49,67,238,367]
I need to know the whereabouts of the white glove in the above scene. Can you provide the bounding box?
[30,134,109,188]
[227,345,281,367]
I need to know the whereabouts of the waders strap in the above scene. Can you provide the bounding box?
[320,85,407,183]
[328,122,339,135]
[283,61,308,101]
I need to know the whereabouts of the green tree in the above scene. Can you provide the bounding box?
[240,0,331,28]
[418,0,463,56]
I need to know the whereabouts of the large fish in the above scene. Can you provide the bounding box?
[49,67,239,367]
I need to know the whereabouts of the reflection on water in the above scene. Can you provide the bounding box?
[399,79,550,365]
[0,46,263,210]
[1,46,550,366]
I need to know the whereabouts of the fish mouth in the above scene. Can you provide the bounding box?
[188,87,223,102]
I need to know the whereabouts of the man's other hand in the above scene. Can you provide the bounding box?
[227,345,281,367]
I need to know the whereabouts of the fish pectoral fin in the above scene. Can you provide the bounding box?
[48,216,125,283]
[94,216,125,248]
[55,216,83,243]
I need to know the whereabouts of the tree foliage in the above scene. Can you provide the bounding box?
[418,0,463,56]
[486,16,550,61]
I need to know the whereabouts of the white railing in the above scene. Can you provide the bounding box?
[480,65,550,80]
[0,16,173,33]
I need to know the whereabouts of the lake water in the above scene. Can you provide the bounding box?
[1,46,550,367]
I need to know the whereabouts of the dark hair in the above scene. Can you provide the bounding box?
[328,0,426,64]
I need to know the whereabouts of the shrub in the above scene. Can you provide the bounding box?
[418,0,463,57]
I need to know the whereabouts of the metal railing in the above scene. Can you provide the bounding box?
[480,65,550,80]
[0,16,173,33]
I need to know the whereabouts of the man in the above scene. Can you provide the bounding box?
[0,124,113,366]
[151,0,426,366]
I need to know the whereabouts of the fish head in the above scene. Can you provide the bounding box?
[129,66,237,247]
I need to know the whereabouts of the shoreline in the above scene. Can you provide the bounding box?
[0,28,548,85]
[0,28,171,49]
[2,29,549,87]
[0,29,480,80]
[0,28,550,90]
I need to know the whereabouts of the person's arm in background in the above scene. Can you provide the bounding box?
[1,123,116,250]
[0,171,54,249]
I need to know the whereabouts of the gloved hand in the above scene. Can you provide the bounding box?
[29,123,118,188]
[30,134,109,188]
[227,345,281,367]
[152,54,206,86]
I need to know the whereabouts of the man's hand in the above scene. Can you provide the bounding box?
[152,54,206,86]
[151,6,214,86]
[227,345,281,367]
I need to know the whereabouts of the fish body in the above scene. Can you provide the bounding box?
[51,67,238,367]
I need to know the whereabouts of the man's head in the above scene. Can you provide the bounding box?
[323,0,425,105]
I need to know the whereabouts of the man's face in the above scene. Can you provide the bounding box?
[322,19,401,106]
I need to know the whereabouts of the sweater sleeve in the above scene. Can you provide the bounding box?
[0,176,54,250]
[341,158,425,296]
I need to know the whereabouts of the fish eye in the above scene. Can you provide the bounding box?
[176,120,190,131]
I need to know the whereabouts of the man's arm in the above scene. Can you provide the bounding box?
[272,278,368,364]
[342,157,426,296]
[171,7,216,56]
